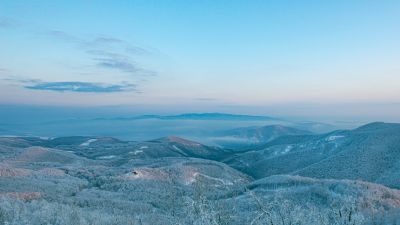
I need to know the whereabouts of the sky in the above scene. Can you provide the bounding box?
[0,1,400,121]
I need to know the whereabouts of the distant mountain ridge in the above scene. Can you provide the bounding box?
[94,113,279,121]
[209,124,312,148]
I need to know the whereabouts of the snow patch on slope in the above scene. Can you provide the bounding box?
[326,135,345,141]
[98,155,116,159]
[80,139,97,146]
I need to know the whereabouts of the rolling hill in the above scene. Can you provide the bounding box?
[225,122,400,188]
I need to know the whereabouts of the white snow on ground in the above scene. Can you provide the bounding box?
[172,145,189,156]
[189,173,234,186]
[201,174,234,186]
[98,155,116,159]
[129,150,143,155]
[184,171,199,185]
[123,168,169,181]
[282,145,293,154]
[39,137,53,140]
[172,145,181,151]
[326,135,345,141]
[274,145,293,156]
[80,139,97,146]
[182,168,233,186]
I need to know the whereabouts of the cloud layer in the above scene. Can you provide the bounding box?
[25,81,135,93]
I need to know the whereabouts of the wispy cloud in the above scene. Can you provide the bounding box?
[91,37,148,54]
[47,30,82,43]
[0,17,18,28]
[2,77,41,84]
[46,30,149,55]
[87,50,155,76]
[93,37,123,43]
[25,81,136,93]
[47,30,154,76]
[96,58,139,73]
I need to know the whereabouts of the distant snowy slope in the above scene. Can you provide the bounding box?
[226,122,400,188]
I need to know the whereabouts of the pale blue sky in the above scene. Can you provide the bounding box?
[0,1,399,119]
